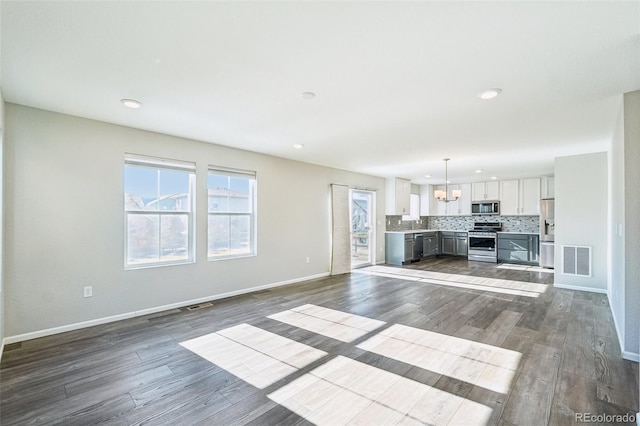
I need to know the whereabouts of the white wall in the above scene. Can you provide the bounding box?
[554,152,608,292]
[0,88,5,355]
[4,104,386,339]
[609,91,640,361]
[622,91,640,357]
[609,97,626,355]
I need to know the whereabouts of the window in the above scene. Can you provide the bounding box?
[124,155,195,268]
[208,167,256,259]
[402,194,420,220]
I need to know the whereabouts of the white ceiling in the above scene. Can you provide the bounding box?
[2,1,639,185]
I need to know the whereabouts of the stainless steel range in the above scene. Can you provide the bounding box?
[468,221,502,263]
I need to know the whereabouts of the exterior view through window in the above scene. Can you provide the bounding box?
[124,155,195,268]
[208,168,256,259]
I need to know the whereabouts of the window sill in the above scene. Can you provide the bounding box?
[208,253,256,262]
[125,259,195,270]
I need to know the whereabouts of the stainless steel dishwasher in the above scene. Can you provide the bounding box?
[403,234,414,263]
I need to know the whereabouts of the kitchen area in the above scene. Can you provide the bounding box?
[384,175,555,269]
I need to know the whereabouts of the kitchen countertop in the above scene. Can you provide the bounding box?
[385,229,467,234]
[386,230,540,235]
[497,231,540,235]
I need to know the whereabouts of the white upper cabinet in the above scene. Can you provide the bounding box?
[500,178,541,215]
[419,184,431,216]
[520,178,541,215]
[500,180,520,215]
[385,178,411,215]
[471,181,500,201]
[541,176,555,199]
[453,183,472,216]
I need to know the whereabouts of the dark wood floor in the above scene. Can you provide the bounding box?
[1,258,638,425]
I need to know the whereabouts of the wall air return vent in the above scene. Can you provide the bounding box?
[561,245,592,277]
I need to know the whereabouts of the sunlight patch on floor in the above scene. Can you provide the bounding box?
[268,355,493,426]
[497,263,554,274]
[268,304,386,342]
[180,324,327,389]
[358,324,521,394]
[355,265,548,298]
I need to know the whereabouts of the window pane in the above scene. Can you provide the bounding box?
[208,173,229,212]
[208,214,230,256]
[127,214,160,264]
[230,176,251,213]
[230,215,251,254]
[124,165,158,211]
[207,168,256,260]
[160,214,189,261]
[124,157,195,268]
[125,165,191,212]
[158,169,190,212]
[208,214,252,257]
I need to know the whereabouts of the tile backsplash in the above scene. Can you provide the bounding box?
[386,216,427,231]
[386,215,539,233]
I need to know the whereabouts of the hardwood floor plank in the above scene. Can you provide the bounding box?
[551,369,598,419]
[479,310,522,347]
[594,336,638,411]
[0,257,635,426]
[502,343,562,425]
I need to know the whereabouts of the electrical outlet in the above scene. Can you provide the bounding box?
[305,257,310,264]
[398,220,401,225]
[83,286,93,298]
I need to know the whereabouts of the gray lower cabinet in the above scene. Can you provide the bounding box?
[386,233,412,266]
[456,233,468,256]
[422,232,439,257]
[497,233,539,265]
[440,232,468,257]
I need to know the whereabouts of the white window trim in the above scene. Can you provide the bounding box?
[207,166,257,261]
[124,154,196,270]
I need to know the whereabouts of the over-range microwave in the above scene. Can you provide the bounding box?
[471,201,500,215]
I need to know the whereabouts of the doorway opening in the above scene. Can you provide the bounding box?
[350,189,375,269]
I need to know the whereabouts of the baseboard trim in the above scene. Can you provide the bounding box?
[553,283,607,294]
[4,272,330,345]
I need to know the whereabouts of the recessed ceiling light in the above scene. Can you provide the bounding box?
[301,92,315,100]
[293,144,304,149]
[491,176,498,180]
[424,174,432,178]
[475,169,483,173]
[121,98,142,109]
[478,89,502,100]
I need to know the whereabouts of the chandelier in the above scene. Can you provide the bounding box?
[434,158,461,202]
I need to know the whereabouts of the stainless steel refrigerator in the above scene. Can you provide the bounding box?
[540,198,555,268]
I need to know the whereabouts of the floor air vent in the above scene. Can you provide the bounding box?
[562,245,592,277]
[186,302,213,311]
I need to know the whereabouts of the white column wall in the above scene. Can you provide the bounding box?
[554,152,608,292]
